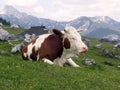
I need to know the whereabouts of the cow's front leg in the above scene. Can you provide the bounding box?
[67,58,80,67]
[53,58,65,66]
[42,58,54,65]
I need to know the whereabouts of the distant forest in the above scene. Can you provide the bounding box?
[0,18,10,26]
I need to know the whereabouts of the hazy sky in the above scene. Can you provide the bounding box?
[0,0,120,21]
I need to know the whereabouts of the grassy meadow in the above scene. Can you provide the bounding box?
[0,26,120,90]
[2,25,25,34]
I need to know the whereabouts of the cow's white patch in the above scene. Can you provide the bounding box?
[34,34,50,51]
[37,54,39,61]
[67,58,79,67]
[26,34,50,59]
[53,52,76,66]
[54,58,66,66]
[23,52,27,57]
[43,58,54,65]
[27,43,34,59]
[64,26,88,54]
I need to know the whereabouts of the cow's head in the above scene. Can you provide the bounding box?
[53,26,88,56]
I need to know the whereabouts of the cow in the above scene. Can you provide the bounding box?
[22,26,88,67]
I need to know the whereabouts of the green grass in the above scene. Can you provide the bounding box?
[0,39,120,90]
[2,25,25,34]
[0,54,120,90]
[0,27,120,90]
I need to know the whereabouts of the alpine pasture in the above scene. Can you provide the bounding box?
[0,26,120,90]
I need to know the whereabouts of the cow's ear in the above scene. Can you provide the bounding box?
[52,29,63,37]
[77,29,84,33]
[64,38,71,49]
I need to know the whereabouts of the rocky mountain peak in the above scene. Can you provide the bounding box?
[2,5,26,18]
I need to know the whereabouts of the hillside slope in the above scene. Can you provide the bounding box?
[0,35,120,90]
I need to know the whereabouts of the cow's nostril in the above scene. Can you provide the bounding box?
[82,47,88,52]
[83,47,86,49]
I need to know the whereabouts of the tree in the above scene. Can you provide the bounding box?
[0,18,10,26]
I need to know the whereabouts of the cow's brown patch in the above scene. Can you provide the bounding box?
[21,45,28,60]
[30,46,38,60]
[64,38,71,49]
[38,34,63,61]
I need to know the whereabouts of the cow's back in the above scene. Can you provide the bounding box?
[22,34,63,61]
[38,34,63,61]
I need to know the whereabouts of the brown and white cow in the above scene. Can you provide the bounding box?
[22,26,88,67]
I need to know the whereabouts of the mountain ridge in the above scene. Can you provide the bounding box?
[0,5,120,38]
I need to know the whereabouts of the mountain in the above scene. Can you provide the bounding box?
[0,5,66,29]
[0,5,120,38]
[68,16,120,38]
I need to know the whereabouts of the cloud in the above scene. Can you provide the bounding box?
[4,0,38,7]
[1,0,120,21]
[2,0,44,18]
[51,0,120,21]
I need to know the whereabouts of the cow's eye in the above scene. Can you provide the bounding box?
[72,38,76,40]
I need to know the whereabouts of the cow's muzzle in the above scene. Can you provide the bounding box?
[79,47,88,56]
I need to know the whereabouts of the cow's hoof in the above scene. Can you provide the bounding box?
[74,65,80,67]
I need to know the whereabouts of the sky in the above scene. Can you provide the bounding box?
[0,0,120,22]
